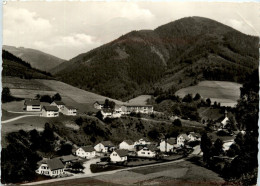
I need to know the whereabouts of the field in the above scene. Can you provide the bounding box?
[127,95,152,105]
[175,81,242,107]
[2,77,124,113]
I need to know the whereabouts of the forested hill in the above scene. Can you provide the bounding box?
[54,16,259,101]
[3,45,66,72]
[2,50,52,79]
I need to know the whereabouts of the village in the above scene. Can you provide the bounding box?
[19,97,239,180]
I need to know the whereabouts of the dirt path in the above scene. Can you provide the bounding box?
[2,115,38,124]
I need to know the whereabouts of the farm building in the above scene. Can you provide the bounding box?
[93,101,105,110]
[24,99,41,111]
[41,106,59,117]
[137,145,158,158]
[110,149,128,163]
[134,138,151,146]
[101,108,121,119]
[76,146,96,159]
[188,132,201,141]
[36,158,65,177]
[121,105,153,114]
[94,141,115,153]
[177,134,190,146]
[119,140,135,151]
[60,155,79,164]
[51,101,65,112]
[160,138,176,152]
[61,105,77,116]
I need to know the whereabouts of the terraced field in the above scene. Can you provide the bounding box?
[175,81,242,107]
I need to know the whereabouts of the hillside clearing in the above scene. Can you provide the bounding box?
[127,95,151,105]
[175,81,242,107]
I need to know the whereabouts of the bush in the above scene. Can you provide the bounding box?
[217,130,230,136]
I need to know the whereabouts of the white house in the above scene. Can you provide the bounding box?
[119,140,135,151]
[93,101,105,110]
[76,146,96,159]
[36,158,65,177]
[134,138,151,146]
[41,106,59,117]
[24,99,41,112]
[61,105,77,116]
[101,108,121,119]
[160,138,176,152]
[223,140,234,151]
[94,141,115,153]
[221,110,230,128]
[188,132,201,142]
[121,105,153,114]
[177,134,190,147]
[51,101,65,112]
[137,145,158,158]
[110,149,128,163]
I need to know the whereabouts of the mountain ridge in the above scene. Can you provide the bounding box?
[3,45,66,72]
[53,16,259,100]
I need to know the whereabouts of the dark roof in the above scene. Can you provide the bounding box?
[101,141,115,147]
[115,149,128,157]
[53,101,65,105]
[81,146,95,152]
[178,134,190,141]
[123,104,153,107]
[25,100,40,106]
[46,159,64,171]
[95,101,105,105]
[138,137,150,142]
[146,145,158,152]
[102,108,113,113]
[65,105,77,110]
[43,106,59,112]
[123,140,134,145]
[189,132,201,138]
[60,155,78,162]
[167,138,176,145]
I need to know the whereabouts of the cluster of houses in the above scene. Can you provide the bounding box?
[93,101,154,119]
[36,133,201,177]
[24,99,77,117]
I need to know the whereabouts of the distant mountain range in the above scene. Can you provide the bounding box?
[3,45,66,72]
[2,50,52,79]
[52,16,258,101]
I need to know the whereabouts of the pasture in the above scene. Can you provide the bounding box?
[175,81,242,107]
[127,95,152,105]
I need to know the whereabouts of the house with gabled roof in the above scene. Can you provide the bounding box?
[76,146,96,159]
[101,108,121,119]
[119,140,135,151]
[61,105,77,116]
[121,104,153,114]
[160,138,176,152]
[60,155,79,164]
[36,158,65,177]
[134,137,151,146]
[93,101,105,110]
[24,99,41,111]
[110,149,128,163]
[188,132,201,142]
[177,134,190,147]
[40,106,59,117]
[94,141,115,153]
[137,145,158,158]
[51,101,65,112]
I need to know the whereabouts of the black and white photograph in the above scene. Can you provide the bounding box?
[1,1,259,185]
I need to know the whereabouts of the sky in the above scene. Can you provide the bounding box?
[3,1,260,60]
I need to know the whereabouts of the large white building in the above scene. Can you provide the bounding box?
[76,146,96,159]
[121,105,153,114]
[160,138,176,152]
[41,106,59,117]
[50,101,65,112]
[119,140,135,151]
[94,141,115,153]
[110,149,128,163]
[137,145,158,158]
[61,105,77,116]
[24,99,41,112]
[36,158,65,177]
